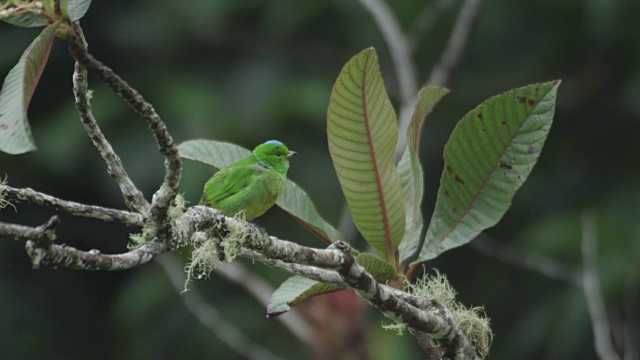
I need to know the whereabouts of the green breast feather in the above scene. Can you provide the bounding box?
[200,140,295,221]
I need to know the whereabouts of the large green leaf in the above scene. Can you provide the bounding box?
[413,81,561,265]
[0,22,60,154]
[178,139,341,243]
[327,48,405,265]
[267,252,396,317]
[398,87,449,264]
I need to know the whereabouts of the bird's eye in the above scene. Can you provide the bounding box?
[276,152,282,156]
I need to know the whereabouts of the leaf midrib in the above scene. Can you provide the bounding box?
[359,52,394,261]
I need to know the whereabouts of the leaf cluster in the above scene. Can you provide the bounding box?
[174,48,560,330]
[0,0,92,154]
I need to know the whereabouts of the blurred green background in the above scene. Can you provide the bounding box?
[1,0,639,359]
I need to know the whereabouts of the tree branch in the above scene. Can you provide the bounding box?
[623,267,639,360]
[0,215,59,242]
[408,0,455,51]
[3,198,479,358]
[356,0,419,162]
[211,260,314,346]
[178,206,479,358]
[426,0,483,87]
[241,247,347,286]
[66,22,181,222]
[240,247,438,311]
[331,241,478,359]
[471,235,582,287]
[581,211,621,360]
[1,184,144,226]
[357,0,483,163]
[71,28,149,214]
[24,237,168,270]
[1,213,165,270]
[356,0,417,107]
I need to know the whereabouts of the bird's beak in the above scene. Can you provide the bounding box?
[286,151,297,159]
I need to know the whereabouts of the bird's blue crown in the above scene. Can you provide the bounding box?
[264,140,284,146]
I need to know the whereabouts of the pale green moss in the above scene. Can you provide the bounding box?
[221,217,253,262]
[127,224,156,249]
[183,232,219,291]
[168,194,187,220]
[381,321,407,335]
[383,269,493,359]
[182,217,254,291]
[128,195,187,249]
[454,304,492,359]
[0,176,15,211]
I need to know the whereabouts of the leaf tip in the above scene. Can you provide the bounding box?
[357,47,378,61]
[266,310,287,318]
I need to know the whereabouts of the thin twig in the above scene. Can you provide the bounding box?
[212,260,314,346]
[241,248,347,286]
[623,225,640,360]
[336,205,359,243]
[0,221,44,240]
[0,216,59,242]
[408,0,456,51]
[623,267,639,360]
[67,22,181,219]
[24,236,168,270]
[213,261,276,307]
[356,0,422,163]
[344,0,485,235]
[581,211,621,360]
[356,0,417,107]
[471,235,582,287]
[426,0,483,87]
[2,185,144,226]
[157,255,287,360]
[72,29,149,214]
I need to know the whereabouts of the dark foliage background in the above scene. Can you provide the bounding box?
[1,1,639,359]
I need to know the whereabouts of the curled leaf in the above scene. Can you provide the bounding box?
[398,86,449,264]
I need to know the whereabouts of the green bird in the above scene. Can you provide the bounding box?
[200,140,296,220]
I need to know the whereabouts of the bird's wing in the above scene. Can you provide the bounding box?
[201,162,265,205]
